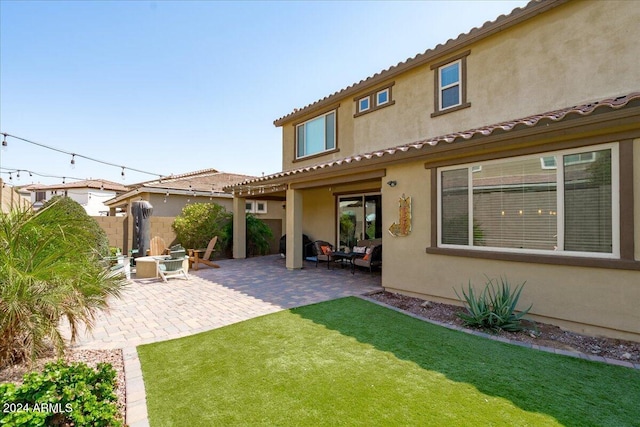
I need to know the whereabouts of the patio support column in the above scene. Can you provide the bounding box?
[286,188,303,270]
[233,196,247,259]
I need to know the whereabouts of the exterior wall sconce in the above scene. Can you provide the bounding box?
[387,180,397,187]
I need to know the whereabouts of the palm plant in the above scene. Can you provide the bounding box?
[0,201,127,368]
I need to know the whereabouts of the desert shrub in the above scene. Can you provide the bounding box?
[0,360,122,427]
[0,204,126,368]
[221,213,274,257]
[172,203,231,250]
[455,276,532,332]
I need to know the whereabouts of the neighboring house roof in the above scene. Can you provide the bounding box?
[106,169,256,206]
[26,179,129,192]
[228,92,640,191]
[273,0,567,126]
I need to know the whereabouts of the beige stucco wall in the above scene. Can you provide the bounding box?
[381,153,640,341]
[144,193,234,217]
[281,0,640,170]
[635,139,640,261]
[297,181,383,246]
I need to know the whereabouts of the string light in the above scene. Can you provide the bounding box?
[70,154,76,169]
[0,167,83,182]
[0,132,165,181]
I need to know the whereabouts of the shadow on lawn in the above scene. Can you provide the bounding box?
[292,297,640,427]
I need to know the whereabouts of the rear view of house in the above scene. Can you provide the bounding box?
[229,0,640,341]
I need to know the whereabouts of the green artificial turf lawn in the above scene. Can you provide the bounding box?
[138,297,640,427]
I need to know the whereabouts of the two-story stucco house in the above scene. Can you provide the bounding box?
[228,0,640,341]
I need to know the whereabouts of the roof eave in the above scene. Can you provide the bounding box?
[273,0,568,127]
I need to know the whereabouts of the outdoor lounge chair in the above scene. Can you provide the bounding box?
[353,243,382,273]
[149,236,167,256]
[188,236,220,270]
[312,240,334,268]
[156,245,189,282]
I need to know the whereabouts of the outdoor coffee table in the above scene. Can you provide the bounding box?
[330,251,356,274]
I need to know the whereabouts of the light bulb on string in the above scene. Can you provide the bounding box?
[8,172,12,181]
[121,167,125,180]
[62,177,66,184]
[1,134,7,151]
[16,170,20,180]
[70,154,76,169]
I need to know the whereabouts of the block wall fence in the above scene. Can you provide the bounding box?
[93,215,282,255]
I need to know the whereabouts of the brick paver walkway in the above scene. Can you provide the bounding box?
[61,255,382,427]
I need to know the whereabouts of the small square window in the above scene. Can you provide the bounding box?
[376,89,389,106]
[353,83,394,117]
[245,202,254,213]
[358,97,370,113]
[256,202,267,213]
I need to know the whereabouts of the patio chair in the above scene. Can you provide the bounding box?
[353,243,382,273]
[312,240,334,268]
[156,246,189,282]
[149,236,167,256]
[188,236,221,270]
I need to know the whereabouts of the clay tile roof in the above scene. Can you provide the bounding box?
[229,92,640,190]
[134,168,254,193]
[26,179,129,192]
[273,0,567,126]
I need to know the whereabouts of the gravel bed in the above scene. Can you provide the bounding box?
[368,291,640,363]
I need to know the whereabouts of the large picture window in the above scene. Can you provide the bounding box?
[296,111,336,159]
[438,144,619,258]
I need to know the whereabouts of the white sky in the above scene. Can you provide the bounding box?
[0,0,528,186]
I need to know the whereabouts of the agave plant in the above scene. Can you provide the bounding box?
[455,276,532,332]
[0,201,127,368]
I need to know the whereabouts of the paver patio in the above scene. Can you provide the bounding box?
[60,254,383,427]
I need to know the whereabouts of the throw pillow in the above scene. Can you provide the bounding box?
[363,253,370,261]
[353,246,367,254]
[320,245,332,255]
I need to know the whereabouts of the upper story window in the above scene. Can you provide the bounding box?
[296,110,336,159]
[431,51,471,117]
[35,191,46,202]
[438,143,619,258]
[358,97,370,113]
[354,82,395,117]
[376,89,389,106]
[439,61,461,109]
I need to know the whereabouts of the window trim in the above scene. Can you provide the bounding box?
[294,108,338,160]
[246,200,268,214]
[358,96,370,113]
[436,143,620,259]
[353,82,396,118]
[430,51,471,117]
[376,88,389,106]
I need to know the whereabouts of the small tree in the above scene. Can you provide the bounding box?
[172,203,231,250]
[0,201,127,368]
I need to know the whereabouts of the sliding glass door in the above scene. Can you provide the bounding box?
[338,193,381,250]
